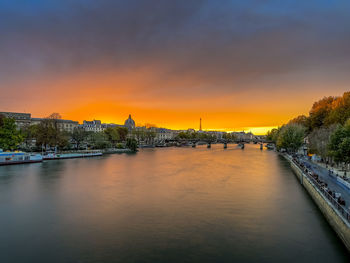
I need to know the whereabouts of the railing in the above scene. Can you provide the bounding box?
[292,158,350,224]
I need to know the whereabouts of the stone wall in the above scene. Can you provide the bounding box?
[283,154,350,252]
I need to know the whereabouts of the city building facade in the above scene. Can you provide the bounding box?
[31,118,79,133]
[0,112,31,129]
[82,120,106,132]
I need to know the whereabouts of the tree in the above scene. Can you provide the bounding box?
[308,125,337,160]
[88,132,110,149]
[20,124,38,150]
[48,113,62,120]
[116,127,128,141]
[0,118,23,150]
[276,124,306,153]
[126,138,138,152]
[176,132,189,140]
[326,92,350,125]
[328,120,350,164]
[71,127,88,149]
[266,128,280,143]
[144,128,156,144]
[309,96,336,130]
[337,138,350,164]
[132,128,146,143]
[0,114,5,126]
[229,133,237,141]
[104,127,120,146]
[289,115,311,132]
[32,113,68,150]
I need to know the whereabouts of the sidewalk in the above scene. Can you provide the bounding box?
[313,161,349,178]
[301,158,350,209]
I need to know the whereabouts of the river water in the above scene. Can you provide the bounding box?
[0,144,348,262]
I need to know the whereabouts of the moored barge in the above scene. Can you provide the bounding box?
[0,149,43,165]
[43,152,103,160]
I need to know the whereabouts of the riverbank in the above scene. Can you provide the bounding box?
[282,153,350,252]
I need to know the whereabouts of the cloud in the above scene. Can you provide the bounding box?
[1,0,350,128]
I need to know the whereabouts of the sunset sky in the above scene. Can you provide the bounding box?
[1,1,350,134]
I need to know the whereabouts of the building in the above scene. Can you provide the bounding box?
[31,118,79,133]
[0,111,31,129]
[124,114,136,131]
[233,131,254,141]
[155,128,175,142]
[82,120,106,133]
[81,120,126,133]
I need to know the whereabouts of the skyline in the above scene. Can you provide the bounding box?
[2,1,350,134]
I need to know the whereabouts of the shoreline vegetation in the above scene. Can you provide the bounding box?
[267,91,350,175]
[0,112,247,155]
[0,113,140,153]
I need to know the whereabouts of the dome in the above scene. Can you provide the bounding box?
[124,114,135,130]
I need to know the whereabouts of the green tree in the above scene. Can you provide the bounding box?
[88,132,110,149]
[338,138,350,164]
[71,127,88,149]
[104,127,120,146]
[266,128,280,143]
[32,113,69,150]
[276,124,306,153]
[20,124,38,149]
[126,138,138,152]
[176,132,189,140]
[0,118,23,150]
[116,127,128,141]
[328,120,350,164]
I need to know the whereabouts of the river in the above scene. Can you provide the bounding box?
[0,144,348,262]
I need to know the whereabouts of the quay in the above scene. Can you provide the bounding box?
[43,151,102,160]
[283,154,350,252]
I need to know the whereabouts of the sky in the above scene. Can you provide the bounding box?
[1,0,350,134]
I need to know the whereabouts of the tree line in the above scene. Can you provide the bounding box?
[0,113,136,152]
[267,91,350,166]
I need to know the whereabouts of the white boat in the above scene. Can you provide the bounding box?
[0,149,43,166]
[43,152,103,160]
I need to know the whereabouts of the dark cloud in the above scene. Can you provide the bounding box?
[1,0,350,94]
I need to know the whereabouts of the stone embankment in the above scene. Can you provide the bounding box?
[283,154,350,252]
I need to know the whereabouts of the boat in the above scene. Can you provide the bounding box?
[139,145,155,148]
[265,143,275,150]
[155,143,168,147]
[0,149,43,166]
[43,152,102,160]
[238,143,245,149]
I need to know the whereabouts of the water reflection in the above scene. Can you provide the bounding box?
[0,144,348,262]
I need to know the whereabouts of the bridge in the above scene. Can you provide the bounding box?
[161,139,267,149]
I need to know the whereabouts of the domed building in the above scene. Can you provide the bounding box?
[124,114,135,131]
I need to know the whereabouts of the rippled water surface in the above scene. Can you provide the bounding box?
[0,144,348,262]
